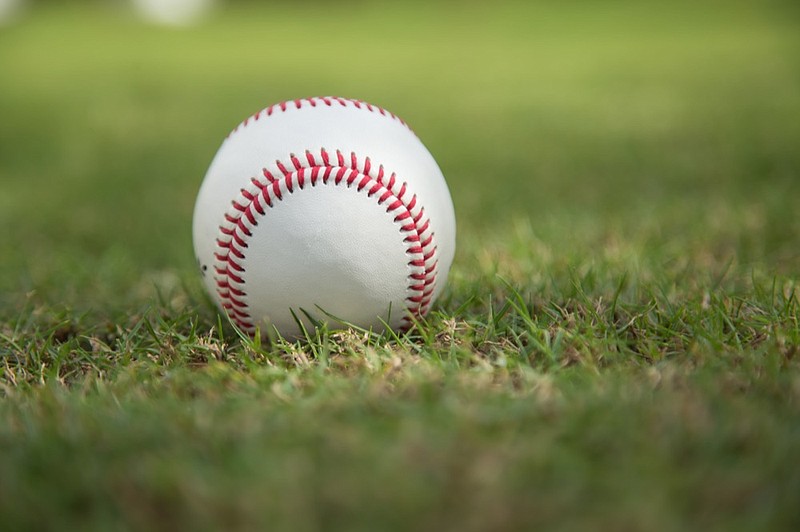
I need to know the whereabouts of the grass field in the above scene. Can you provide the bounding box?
[1,1,800,530]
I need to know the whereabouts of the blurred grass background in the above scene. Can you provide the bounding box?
[1,0,799,530]
[1,0,797,311]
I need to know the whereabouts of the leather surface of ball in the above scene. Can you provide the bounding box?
[192,97,456,338]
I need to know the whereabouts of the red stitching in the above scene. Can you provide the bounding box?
[227,97,410,138]
[213,148,438,333]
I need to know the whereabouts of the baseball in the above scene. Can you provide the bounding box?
[131,0,215,26]
[192,97,456,338]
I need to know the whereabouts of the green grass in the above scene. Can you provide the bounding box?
[1,1,800,530]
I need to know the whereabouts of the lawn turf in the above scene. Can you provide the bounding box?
[1,1,800,530]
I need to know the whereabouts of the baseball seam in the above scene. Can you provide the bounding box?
[212,148,438,334]
[228,96,410,138]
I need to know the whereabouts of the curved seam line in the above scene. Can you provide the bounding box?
[213,148,438,332]
[227,96,412,139]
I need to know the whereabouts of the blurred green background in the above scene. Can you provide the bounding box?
[1,0,798,313]
[1,1,799,529]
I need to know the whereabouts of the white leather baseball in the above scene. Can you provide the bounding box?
[192,97,456,338]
